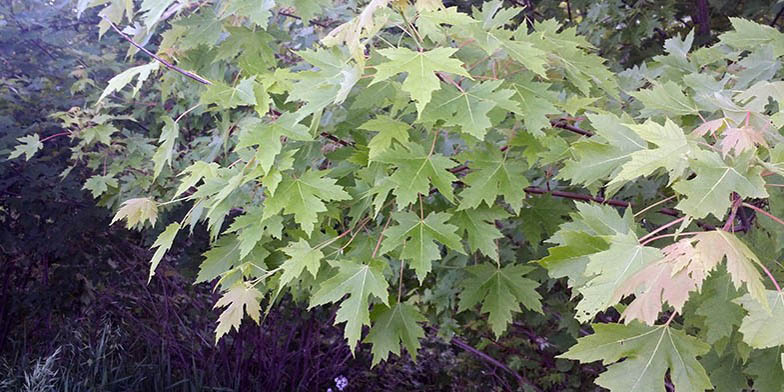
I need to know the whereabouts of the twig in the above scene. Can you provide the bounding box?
[39,131,71,143]
[101,17,213,85]
[278,11,329,28]
[639,216,686,244]
[742,202,784,227]
[450,336,541,391]
[550,119,593,137]
[772,4,784,27]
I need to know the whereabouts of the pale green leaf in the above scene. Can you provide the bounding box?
[309,259,390,352]
[214,284,263,342]
[364,302,426,366]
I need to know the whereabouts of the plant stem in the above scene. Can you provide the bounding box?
[742,202,784,227]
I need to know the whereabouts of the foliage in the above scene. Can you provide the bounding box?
[9,0,784,389]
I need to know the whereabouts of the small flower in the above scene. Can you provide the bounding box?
[334,375,348,391]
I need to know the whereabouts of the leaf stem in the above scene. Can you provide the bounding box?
[634,195,676,218]
[742,202,784,227]
[640,231,700,246]
[638,216,686,244]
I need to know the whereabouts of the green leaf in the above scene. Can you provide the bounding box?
[560,323,712,392]
[457,144,528,213]
[631,81,699,117]
[380,211,465,282]
[112,197,158,230]
[371,47,470,116]
[673,150,768,220]
[152,116,178,179]
[358,116,410,160]
[236,114,312,174]
[559,113,645,187]
[719,18,784,56]
[734,290,784,349]
[80,124,118,146]
[8,134,43,161]
[219,0,274,29]
[200,77,257,109]
[262,170,351,235]
[310,259,390,352]
[364,301,426,366]
[423,80,519,140]
[449,206,509,261]
[458,263,542,337]
[607,119,693,191]
[196,235,242,283]
[279,238,325,287]
[97,62,159,103]
[214,284,263,342]
[373,143,458,209]
[83,174,118,198]
[149,222,180,281]
[507,75,560,136]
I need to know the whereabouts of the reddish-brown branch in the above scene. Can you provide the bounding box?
[39,131,71,143]
[743,202,784,227]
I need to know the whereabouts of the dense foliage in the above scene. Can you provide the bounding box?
[8,0,784,390]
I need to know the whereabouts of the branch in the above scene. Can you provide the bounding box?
[450,336,541,391]
[550,119,594,137]
[101,17,213,86]
[742,202,784,227]
[278,11,330,28]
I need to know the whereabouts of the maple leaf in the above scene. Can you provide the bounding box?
[219,0,275,29]
[364,301,426,366]
[226,206,283,258]
[371,47,470,116]
[576,232,663,322]
[559,113,646,187]
[507,75,560,136]
[734,290,784,349]
[214,284,263,342]
[616,230,769,325]
[607,119,693,191]
[673,150,768,220]
[693,270,745,346]
[83,174,118,198]
[372,143,458,209]
[289,48,360,119]
[263,170,351,236]
[199,77,257,109]
[560,323,712,392]
[148,222,180,281]
[449,206,509,261]
[613,256,699,325]
[719,17,784,56]
[380,211,465,282]
[719,124,768,157]
[422,80,520,140]
[173,161,220,199]
[631,81,699,117]
[321,0,391,63]
[458,263,542,338]
[309,259,390,352]
[112,197,158,230]
[235,114,312,174]
[8,134,44,161]
[358,116,411,160]
[518,197,573,249]
[97,62,159,103]
[457,144,527,213]
[152,116,178,180]
[279,238,325,287]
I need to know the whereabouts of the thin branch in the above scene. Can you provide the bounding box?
[101,17,213,85]
[634,195,677,218]
[39,131,71,143]
[450,336,541,391]
[772,4,784,27]
[550,119,594,137]
[639,216,686,243]
[278,10,330,28]
[742,202,784,227]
